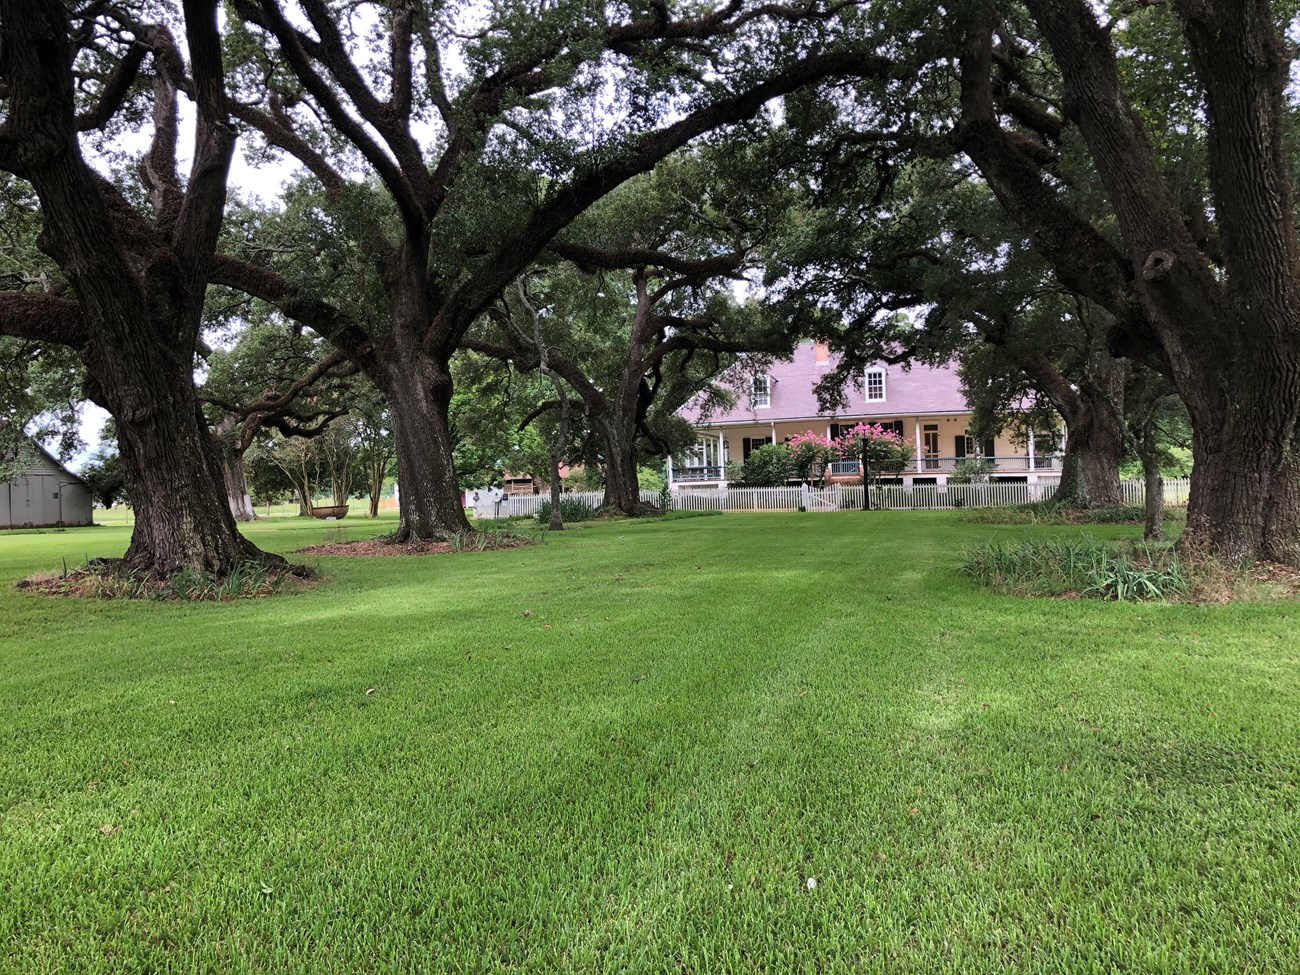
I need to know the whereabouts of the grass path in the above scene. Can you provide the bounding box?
[2,512,1298,973]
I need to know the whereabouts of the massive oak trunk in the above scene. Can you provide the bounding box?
[1184,383,1300,564]
[212,423,257,522]
[1021,354,1126,508]
[1140,446,1165,542]
[592,412,657,516]
[1049,405,1125,508]
[88,364,273,576]
[379,353,472,541]
[595,272,660,517]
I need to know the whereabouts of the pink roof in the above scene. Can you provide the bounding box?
[683,342,968,426]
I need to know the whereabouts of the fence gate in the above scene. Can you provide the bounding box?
[801,485,841,511]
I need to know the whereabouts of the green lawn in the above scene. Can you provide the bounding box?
[1,513,1298,973]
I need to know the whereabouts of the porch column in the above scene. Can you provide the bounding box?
[1027,428,1036,471]
[771,420,777,446]
[718,431,726,485]
[666,451,674,485]
[914,419,923,467]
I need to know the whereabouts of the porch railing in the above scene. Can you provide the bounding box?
[676,465,725,481]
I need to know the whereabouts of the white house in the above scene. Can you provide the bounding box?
[672,342,1063,489]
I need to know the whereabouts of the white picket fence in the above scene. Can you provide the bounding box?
[477,479,1192,518]
[480,489,661,519]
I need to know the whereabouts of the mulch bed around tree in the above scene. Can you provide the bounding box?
[17,566,312,600]
[294,535,539,557]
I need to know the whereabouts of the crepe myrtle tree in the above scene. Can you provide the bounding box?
[204,0,902,541]
[0,0,289,577]
[786,431,835,484]
[832,422,911,481]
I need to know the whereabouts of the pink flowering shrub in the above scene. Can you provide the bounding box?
[786,431,835,480]
[833,423,913,477]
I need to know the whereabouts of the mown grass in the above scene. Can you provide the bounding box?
[2,512,1299,973]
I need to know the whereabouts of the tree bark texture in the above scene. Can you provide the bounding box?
[378,350,472,541]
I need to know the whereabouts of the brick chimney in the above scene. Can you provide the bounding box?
[814,342,829,363]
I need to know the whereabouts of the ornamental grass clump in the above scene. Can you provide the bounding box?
[959,502,1162,525]
[536,496,596,524]
[18,559,299,601]
[960,537,1190,601]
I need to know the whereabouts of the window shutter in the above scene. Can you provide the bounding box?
[954,436,966,459]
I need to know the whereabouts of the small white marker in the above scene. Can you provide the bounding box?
[806,877,816,891]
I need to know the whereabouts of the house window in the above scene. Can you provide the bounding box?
[742,436,772,460]
[751,374,771,408]
[865,368,886,402]
[957,433,994,458]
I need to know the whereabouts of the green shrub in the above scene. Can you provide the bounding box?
[736,444,793,486]
[949,458,995,484]
[536,496,596,524]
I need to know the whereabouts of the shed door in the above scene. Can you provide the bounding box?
[36,475,62,526]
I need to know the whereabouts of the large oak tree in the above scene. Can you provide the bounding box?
[0,0,281,576]
[208,0,896,541]
[954,0,1300,563]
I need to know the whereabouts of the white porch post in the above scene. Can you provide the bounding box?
[718,431,727,486]
[1027,428,1036,471]
[914,419,923,466]
[770,420,777,446]
[666,451,674,485]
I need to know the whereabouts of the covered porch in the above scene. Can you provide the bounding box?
[669,415,1065,488]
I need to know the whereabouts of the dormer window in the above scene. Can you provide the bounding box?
[751,373,771,408]
[865,367,886,402]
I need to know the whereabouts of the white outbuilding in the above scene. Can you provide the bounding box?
[2,440,94,529]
